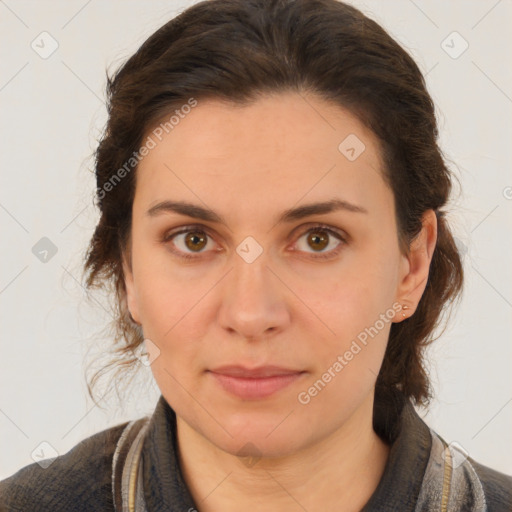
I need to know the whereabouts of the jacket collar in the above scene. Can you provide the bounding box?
[141,395,196,510]
[362,387,432,510]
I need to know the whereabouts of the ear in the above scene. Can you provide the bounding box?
[395,209,437,321]
[122,251,141,324]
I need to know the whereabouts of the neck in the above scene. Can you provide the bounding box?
[176,391,390,512]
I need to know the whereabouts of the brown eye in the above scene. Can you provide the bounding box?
[307,230,329,252]
[163,227,215,259]
[184,231,208,252]
[294,225,346,260]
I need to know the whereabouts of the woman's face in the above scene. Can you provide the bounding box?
[124,92,419,457]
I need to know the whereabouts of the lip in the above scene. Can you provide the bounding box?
[208,365,306,399]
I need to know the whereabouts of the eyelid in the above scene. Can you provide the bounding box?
[162,224,214,242]
[291,222,348,241]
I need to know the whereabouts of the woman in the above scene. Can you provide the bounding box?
[1,0,510,510]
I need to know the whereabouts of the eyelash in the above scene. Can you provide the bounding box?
[162,223,347,261]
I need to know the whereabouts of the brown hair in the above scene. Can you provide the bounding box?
[83,0,463,407]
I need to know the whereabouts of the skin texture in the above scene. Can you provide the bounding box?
[123,92,437,511]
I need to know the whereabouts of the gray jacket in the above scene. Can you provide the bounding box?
[1,389,511,511]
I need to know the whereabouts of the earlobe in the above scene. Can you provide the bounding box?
[395,209,438,321]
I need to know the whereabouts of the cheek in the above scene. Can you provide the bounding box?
[313,251,398,334]
[297,298,392,416]
[300,246,398,381]
[347,238,400,310]
[137,281,205,360]
[131,249,214,368]
[131,238,199,327]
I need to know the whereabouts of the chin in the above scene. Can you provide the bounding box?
[217,431,305,461]
[202,412,311,460]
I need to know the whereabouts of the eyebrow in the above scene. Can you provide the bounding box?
[146,198,368,225]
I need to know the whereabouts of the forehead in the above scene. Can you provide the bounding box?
[134,92,390,221]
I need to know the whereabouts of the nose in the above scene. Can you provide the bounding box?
[217,249,290,341]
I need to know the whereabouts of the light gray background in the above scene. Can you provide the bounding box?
[1,0,511,479]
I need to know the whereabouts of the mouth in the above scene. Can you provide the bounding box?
[207,365,307,399]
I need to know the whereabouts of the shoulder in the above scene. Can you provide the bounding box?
[427,430,512,511]
[470,458,512,511]
[0,420,130,512]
